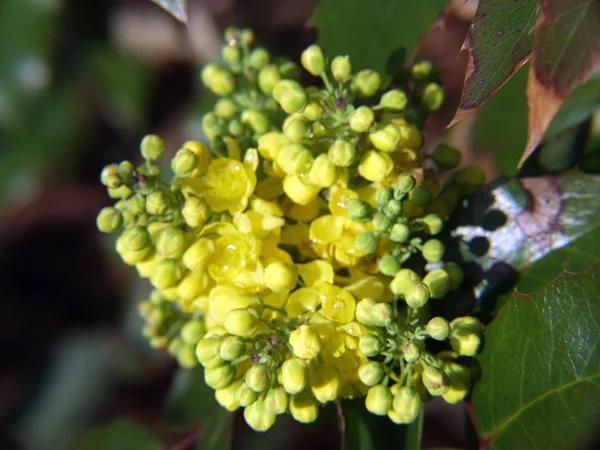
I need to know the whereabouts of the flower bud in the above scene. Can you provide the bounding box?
[379,89,408,110]
[121,226,151,252]
[422,366,450,396]
[224,308,259,337]
[257,131,290,161]
[433,144,461,170]
[248,47,270,70]
[352,70,382,97]
[421,239,444,263]
[366,384,393,416]
[302,102,323,121]
[308,154,338,188]
[227,118,243,137]
[246,363,270,392]
[278,60,300,78]
[331,55,352,82]
[347,199,372,221]
[177,345,199,369]
[205,364,236,389]
[215,379,241,411]
[276,143,313,175]
[391,386,421,423]
[140,135,165,161]
[258,65,281,95]
[274,80,307,114]
[244,399,276,432]
[222,45,241,66]
[422,269,450,299]
[150,259,182,290]
[214,98,238,119]
[97,207,123,233]
[442,363,471,404]
[369,123,401,152]
[281,358,307,394]
[301,44,325,76]
[404,281,429,308]
[201,63,235,96]
[265,261,298,293]
[100,164,120,187]
[373,188,392,207]
[156,226,186,258]
[241,109,270,134]
[444,262,464,290]
[283,114,311,142]
[182,196,211,228]
[422,82,444,111]
[290,391,319,423]
[394,174,416,197]
[402,342,421,363]
[389,223,410,243]
[219,335,247,361]
[328,140,357,167]
[384,199,403,218]
[146,191,169,216]
[426,317,450,341]
[411,60,432,80]
[390,269,421,297]
[264,387,288,414]
[283,175,320,205]
[125,194,145,215]
[180,320,205,345]
[420,214,443,235]
[289,325,321,360]
[450,332,481,356]
[349,106,375,133]
[202,112,225,141]
[379,253,402,277]
[236,382,259,407]
[358,150,393,182]
[358,361,385,386]
[310,364,340,403]
[359,334,383,357]
[108,185,132,199]
[371,303,393,326]
[240,28,254,46]
[355,298,377,325]
[355,231,377,255]
[372,213,391,233]
[450,166,486,195]
[195,336,223,368]
[408,185,433,207]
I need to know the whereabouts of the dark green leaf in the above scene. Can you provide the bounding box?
[151,0,187,23]
[471,264,600,449]
[75,419,162,450]
[311,0,448,77]
[451,0,539,125]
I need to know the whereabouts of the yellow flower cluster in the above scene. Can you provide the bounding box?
[96,28,487,432]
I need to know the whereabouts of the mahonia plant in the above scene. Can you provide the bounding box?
[96,28,487,432]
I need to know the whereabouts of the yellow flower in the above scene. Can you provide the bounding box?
[289,325,321,359]
[203,157,257,214]
[319,283,356,323]
[310,364,340,403]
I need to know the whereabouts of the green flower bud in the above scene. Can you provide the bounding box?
[302,102,323,121]
[394,174,416,197]
[422,82,444,111]
[219,335,247,361]
[202,112,225,141]
[374,188,393,208]
[246,363,270,392]
[177,345,199,369]
[379,255,401,277]
[433,144,461,170]
[391,386,421,423]
[355,297,377,326]
[125,194,145,215]
[182,196,211,229]
[331,55,352,82]
[349,106,375,133]
[300,44,325,76]
[352,70,382,97]
[146,191,170,216]
[281,358,307,394]
[290,391,319,423]
[450,166,486,196]
[371,302,393,327]
[222,45,242,65]
[358,361,385,386]
[444,262,464,290]
[241,109,270,134]
[214,98,238,119]
[180,320,205,345]
[240,28,254,46]
[205,364,236,389]
[355,232,378,255]
[390,269,421,297]
[422,366,450,396]
[96,207,123,233]
[140,135,165,161]
[408,185,433,207]
[258,65,281,95]
[450,332,481,357]
[273,80,307,114]
[308,154,338,188]
[372,213,392,232]
[244,399,276,432]
[370,123,401,152]
[156,226,186,258]
[195,336,223,368]
[426,317,450,341]
[402,341,421,363]
[289,325,321,360]
[121,226,151,252]
[201,63,236,96]
[108,185,132,200]
[171,148,198,177]
[328,140,357,167]
[100,164,120,187]
[278,61,300,78]
[283,114,311,142]
[276,143,313,175]
[118,160,135,177]
[420,214,443,235]
[264,387,288,415]
[389,223,410,243]
[228,119,244,137]
[150,258,182,290]
[379,89,408,110]
[451,316,485,334]
[421,239,444,263]
[347,199,372,221]
[411,60,433,80]
[359,334,383,357]
[366,384,393,416]
[236,382,259,407]
[248,47,271,70]
[224,308,259,337]
[404,281,429,308]
[422,269,450,299]
[384,200,403,219]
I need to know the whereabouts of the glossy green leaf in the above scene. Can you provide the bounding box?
[451,0,539,124]
[150,0,187,23]
[311,0,448,77]
[165,367,232,450]
[76,419,162,450]
[471,264,600,449]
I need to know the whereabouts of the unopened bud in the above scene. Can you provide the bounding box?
[290,391,319,423]
[331,55,352,82]
[283,114,311,142]
[264,387,288,415]
[371,303,393,327]
[248,47,270,70]
[422,366,450,396]
[182,196,211,229]
[201,64,235,96]
[355,231,377,255]
[308,154,338,188]
[394,174,416,197]
[276,143,313,175]
[404,281,429,308]
[328,140,357,167]
[246,363,270,392]
[355,297,377,325]
[121,226,150,252]
[224,308,259,337]
[391,386,421,423]
[390,269,421,297]
[358,150,393,182]
[402,341,421,363]
[180,320,205,345]
[96,207,123,233]
[219,335,247,361]
[408,185,433,207]
[205,364,236,390]
[433,144,461,170]
[347,199,372,221]
[426,317,450,341]
[352,70,382,97]
[281,358,307,394]
[422,269,450,299]
[140,135,165,161]
[265,261,298,293]
[289,325,321,359]
[301,44,326,76]
[379,255,400,277]
[421,239,444,263]
[236,382,259,407]
[422,82,444,111]
[389,223,410,243]
[411,61,433,80]
[359,334,383,357]
[379,89,408,110]
[349,106,375,133]
[258,65,281,95]
[366,384,393,416]
[370,123,401,152]
[156,226,186,258]
[358,361,385,386]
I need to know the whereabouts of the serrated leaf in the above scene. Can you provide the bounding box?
[150,0,187,23]
[75,419,162,450]
[471,264,600,449]
[311,0,448,77]
[522,0,600,166]
[450,0,539,126]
